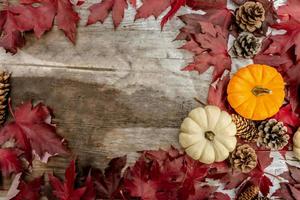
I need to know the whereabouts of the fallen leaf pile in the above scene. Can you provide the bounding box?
[7,146,295,199]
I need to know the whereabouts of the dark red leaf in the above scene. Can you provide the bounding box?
[11,177,43,200]
[274,104,300,129]
[93,156,126,199]
[289,184,300,200]
[56,0,80,43]
[49,160,86,200]
[285,64,300,115]
[161,0,186,29]
[211,192,231,200]
[0,148,22,176]
[0,9,25,54]
[186,0,227,10]
[87,0,128,28]
[180,21,231,82]
[124,158,158,199]
[82,173,96,200]
[256,150,273,171]
[134,0,172,22]
[207,73,230,111]
[287,164,300,183]
[187,185,217,200]
[0,101,69,163]
[177,9,232,40]
[9,0,56,38]
[277,0,300,22]
[259,175,273,196]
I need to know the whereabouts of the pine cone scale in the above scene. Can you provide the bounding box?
[235,2,265,32]
[257,119,289,150]
[230,144,257,173]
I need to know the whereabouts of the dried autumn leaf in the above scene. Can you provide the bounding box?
[177,8,233,40]
[124,158,159,199]
[87,0,136,28]
[134,0,173,23]
[186,0,227,10]
[0,148,22,176]
[0,9,25,54]
[187,185,217,200]
[285,64,300,115]
[181,21,231,82]
[277,0,300,21]
[92,156,126,199]
[0,101,69,163]
[274,104,300,129]
[207,73,230,111]
[11,176,43,200]
[55,0,80,43]
[81,173,96,200]
[49,160,87,200]
[10,0,56,38]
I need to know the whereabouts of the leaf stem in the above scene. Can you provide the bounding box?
[194,97,206,107]
[120,189,127,200]
[8,98,15,119]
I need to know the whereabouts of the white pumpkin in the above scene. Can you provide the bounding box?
[179,105,237,164]
[293,127,300,160]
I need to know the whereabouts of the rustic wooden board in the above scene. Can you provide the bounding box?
[0,0,289,197]
[0,1,215,193]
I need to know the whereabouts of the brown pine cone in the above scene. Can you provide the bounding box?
[0,71,10,125]
[230,144,257,173]
[232,114,258,142]
[238,184,260,200]
[232,32,261,58]
[257,119,289,150]
[235,1,265,32]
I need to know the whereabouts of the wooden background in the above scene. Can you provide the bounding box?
[0,1,214,190]
[0,0,289,198]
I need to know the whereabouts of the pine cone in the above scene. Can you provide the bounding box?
[238,184,260,200]
[230,144,257,173]
[0,72,10,125]
[235,1,265,32]
[232,114,258,142]
[232,32,261,58]
[257,119,289,150]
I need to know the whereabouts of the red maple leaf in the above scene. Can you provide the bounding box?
[55,0,80,43]
[0,148,22,176]
[285,64,300,115]
[0,101,69,163]
[186,0,226,10]
[11,176,43,200]
[87,0,135,28]
[176,8,232,40]
[81,172,96,200]
[180,21,231,82]
[124,157,159,200]
[92,156,126,199]
[256,0,300,65]
[49,160,87,200]
[186,185,217,200]
[0,0,79,53]
[207,73,230,111]
[0,9,25,54]
[9,0,56,38]
[274,104,300,130]
[277,0,300,22]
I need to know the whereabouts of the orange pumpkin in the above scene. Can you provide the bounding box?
[227,64,285,120]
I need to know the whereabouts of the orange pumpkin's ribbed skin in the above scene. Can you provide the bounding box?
[227,64,285,121]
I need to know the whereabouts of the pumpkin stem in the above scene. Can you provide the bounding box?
[252,86,272,96]
[205,131,215,141]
